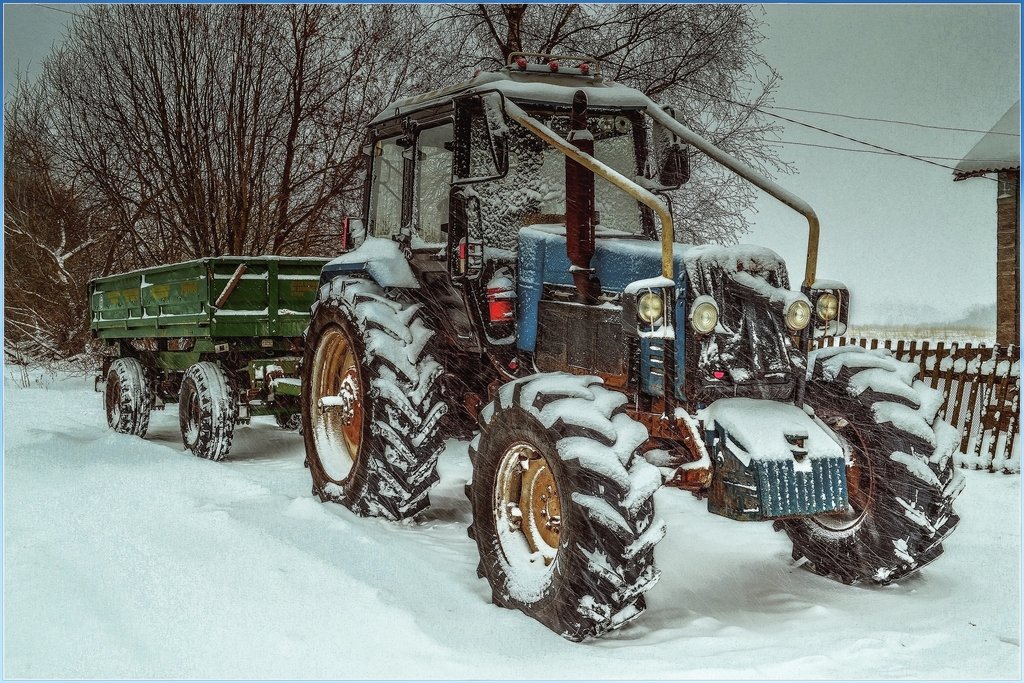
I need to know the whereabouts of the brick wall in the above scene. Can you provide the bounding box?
[996,170,1020,348]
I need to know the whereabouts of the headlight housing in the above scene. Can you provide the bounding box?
[804,282,849,337]
[816,293,839,321]
[689,295,719,334]
[784,298,812,331]
[637,292,664,324]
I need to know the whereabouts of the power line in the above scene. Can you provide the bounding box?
[764,103,1020,138]
[761,138,1001,162]
[33,3,89,20]
[690,86,999,180]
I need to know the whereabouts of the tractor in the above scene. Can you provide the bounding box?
[299,54,963,640]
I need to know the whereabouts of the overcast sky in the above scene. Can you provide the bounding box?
[3,3,1020,324]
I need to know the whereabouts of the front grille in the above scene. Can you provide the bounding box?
[755,456,848,518]
[535,299,625,375]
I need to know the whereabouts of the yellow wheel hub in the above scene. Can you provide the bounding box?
[494,442,562,564]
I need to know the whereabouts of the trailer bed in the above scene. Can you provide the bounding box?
[89,256,329,340]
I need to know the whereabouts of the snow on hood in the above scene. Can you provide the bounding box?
[683,243,797,306]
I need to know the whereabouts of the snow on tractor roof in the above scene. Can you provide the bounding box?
[369,69,651,126]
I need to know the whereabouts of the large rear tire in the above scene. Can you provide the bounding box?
[301,277,448,520]
[468,373,665,641]
[105,357,153,437]
[780,346,964,584]
[179,361,238,461]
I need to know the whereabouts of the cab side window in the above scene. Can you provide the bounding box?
[368,136,404,238]
[413,123,454,246]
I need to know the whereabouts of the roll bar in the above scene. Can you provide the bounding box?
[499,94,822,288]
[643,101,820,288]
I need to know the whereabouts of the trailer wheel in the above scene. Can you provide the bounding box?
[301,277,447,520]
[468,373,665,641]
[105,357,153,437]
[275,412,302,431]
[779,346,964,584]
[179,361,238,462]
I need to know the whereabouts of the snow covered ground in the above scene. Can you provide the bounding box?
[3,369,1020,679]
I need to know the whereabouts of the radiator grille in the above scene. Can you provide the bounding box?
[755,456,848,518]
[535,300,625,376]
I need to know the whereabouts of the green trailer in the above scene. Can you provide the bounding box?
[90,256,329,460]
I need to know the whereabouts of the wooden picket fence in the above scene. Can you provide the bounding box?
[813,337,1020,473]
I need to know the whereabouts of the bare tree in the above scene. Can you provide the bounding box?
[4,78,108,362]
[38,4,449,269]
[5,3,788,361]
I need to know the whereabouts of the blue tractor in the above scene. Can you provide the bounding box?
[300,55,963,640]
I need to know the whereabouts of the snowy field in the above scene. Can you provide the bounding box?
[3,369,1021,679]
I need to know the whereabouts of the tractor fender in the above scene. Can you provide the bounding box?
[319,236,419,290]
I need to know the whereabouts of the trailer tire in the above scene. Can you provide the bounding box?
[105,357,153,437]
[275,412,302,431]
[468,373,665,641]
[301,277,447,520]
[179,361,237,462]
[780,346,964,584]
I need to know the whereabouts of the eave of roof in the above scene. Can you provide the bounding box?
[953,100,1021,181]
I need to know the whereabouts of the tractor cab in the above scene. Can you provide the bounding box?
[325,53,849,416]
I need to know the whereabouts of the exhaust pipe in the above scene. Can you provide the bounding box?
[565,90,602,303]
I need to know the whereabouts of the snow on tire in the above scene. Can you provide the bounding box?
[780,345,964,584]
[105,357,153,437]
[179,361,238,462]
[467,372,666,641]
[301,276,447,521]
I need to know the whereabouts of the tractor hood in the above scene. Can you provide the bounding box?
[516,225,691,352]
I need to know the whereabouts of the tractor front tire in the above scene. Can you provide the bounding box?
[179,361,238,461]
[468,373,665,641]
[105,357,153,437]
[301,276,447,520]
[780,346,964,584]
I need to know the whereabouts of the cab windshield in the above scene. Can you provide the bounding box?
[470,110,645,252]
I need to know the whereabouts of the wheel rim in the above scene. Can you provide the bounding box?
[494,442,562,568]
[106,375,121,427]
[813,422,875,532]
[183,383,201,447]
[310,325,364,482]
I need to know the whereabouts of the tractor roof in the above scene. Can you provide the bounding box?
[369,68,651,126]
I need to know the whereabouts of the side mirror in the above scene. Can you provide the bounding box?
[341,216,367,253]
[653,106,691,190]
[454,91,509,185]
[659,145,690,188]
[481,92,509,178]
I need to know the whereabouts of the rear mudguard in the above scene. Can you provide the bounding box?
[701,398,849,521]
[318,236,420,289]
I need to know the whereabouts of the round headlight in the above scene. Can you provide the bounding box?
[637,292,664,324]
[816,293,839,321]
[785,299,812,331]
[690,300,718,334]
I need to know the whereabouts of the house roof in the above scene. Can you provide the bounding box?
[953,100,1021,181]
